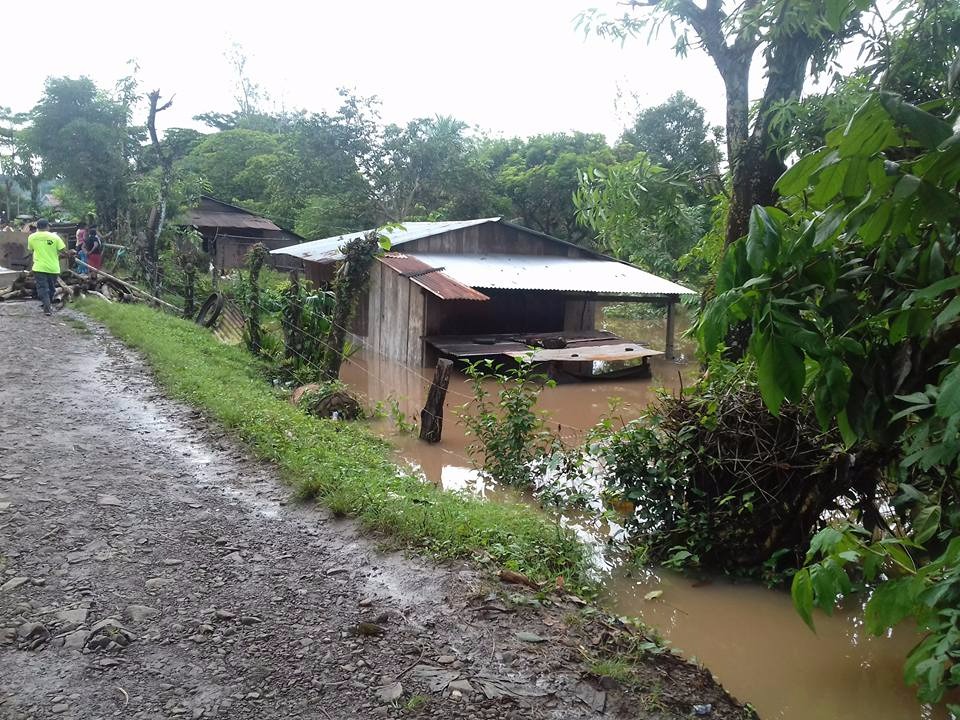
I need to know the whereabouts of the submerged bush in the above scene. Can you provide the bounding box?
[295,380,363,421]
[458,357,557,486]
[602,365,887,577]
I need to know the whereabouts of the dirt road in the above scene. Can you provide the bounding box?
[0,302,743,720]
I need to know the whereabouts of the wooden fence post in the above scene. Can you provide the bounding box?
[665,294,678,360]
[419,358,453,443]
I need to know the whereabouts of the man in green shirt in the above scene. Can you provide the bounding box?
[27,219,67,316]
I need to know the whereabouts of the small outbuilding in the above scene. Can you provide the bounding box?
[177,195,304,271]
[272,218,695,374]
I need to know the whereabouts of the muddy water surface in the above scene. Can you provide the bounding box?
[340,312,941,720]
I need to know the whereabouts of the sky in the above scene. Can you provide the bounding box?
[5,0,732,141]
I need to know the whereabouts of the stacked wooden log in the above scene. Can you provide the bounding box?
[0,272,134,304]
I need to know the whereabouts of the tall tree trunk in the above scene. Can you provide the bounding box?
[145,90,175,295]
[722,62,753,246]
[724,32,821,245]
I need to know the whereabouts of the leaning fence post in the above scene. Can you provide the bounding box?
[419,359,453,443]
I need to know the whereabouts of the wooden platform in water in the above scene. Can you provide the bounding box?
[425,330,662,364]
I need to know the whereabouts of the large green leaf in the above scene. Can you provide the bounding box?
[914,505,942,545]
[936,364,960,418]
[810,159,848,206]
[777,148,830,196]
[814,355,851,428]
[879,93,954,150]
[745,206,783,271]
[807,527,844,560]
[864,576,925,635]
[907,276,960,306]
[838,96,896,158]
[791,568,816,630]
[757,333,805,415]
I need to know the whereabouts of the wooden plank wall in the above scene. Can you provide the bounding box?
[424,290,566,337]
[563,300,597,332]
[365,262,427,366]
[403,224,594,257]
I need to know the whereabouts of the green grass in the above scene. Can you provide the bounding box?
[404,695,430,712]
[588,658,636,684]
[77,299,591,590]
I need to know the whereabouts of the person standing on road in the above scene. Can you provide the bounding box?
[74,221,88,275]
[84,226,103,275]
[27,219,67,316]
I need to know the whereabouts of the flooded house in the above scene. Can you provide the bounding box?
[272,218,695,377]
[177,195,303,271]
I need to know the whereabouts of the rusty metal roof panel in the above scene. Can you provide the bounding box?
[378,254,489,301]
[408,253,697,297]
[270,218,500,262]
[180,210,280,231]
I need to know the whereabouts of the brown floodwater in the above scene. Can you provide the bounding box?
[339,310,945,720]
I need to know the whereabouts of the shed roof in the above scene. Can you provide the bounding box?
[409,253,696,296]
[180,209,281,231]
[378,254,489,301]
[270,218,498,262]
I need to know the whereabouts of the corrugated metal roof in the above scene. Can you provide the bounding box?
[378,254,489,301]
[408,253,696,297]
[270,218,499,262]
[180,210,281,231]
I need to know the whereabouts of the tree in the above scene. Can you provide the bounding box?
[860,0,960,104]
[621,91,722,182]
[489,132,616,242]
[0,108,26,221]
[700,89,960,707]
[27,75,140,230]
[180,129,280,204]
[581,0,869,248]
[370,115,502,221]
[142,90,175,294]
[574,155,710,277]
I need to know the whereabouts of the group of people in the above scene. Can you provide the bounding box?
[73,221,104,274]
[24,219,103,316]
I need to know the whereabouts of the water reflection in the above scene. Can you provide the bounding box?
[338,309,944,720]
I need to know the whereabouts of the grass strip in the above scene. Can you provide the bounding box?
[77,299,591,591]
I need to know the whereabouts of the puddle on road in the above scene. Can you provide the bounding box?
[339,309,944,720]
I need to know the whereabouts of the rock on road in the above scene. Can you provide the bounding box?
[0,302,743,720]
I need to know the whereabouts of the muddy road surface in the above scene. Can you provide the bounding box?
[0,302,745,720]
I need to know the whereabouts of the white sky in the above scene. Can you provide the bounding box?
[5,0,733,140]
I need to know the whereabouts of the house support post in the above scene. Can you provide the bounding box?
[665,295,678,360]
[419,358,453,443]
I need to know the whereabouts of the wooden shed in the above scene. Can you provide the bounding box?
[272,218,695,371]
[177,195,304,271]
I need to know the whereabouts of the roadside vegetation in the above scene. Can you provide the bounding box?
[76,298,592,593]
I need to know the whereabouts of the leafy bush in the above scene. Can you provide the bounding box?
[599,364,883,577]
[458,357,557,486]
